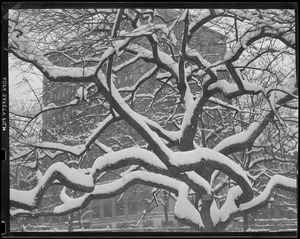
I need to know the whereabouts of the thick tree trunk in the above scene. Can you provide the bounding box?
[201,194,215,232]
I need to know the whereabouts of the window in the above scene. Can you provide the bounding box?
[92,201,100,218]
[52,216,59,223]
[104,202,112,218]
[144,199,150,211]
[116,201,125,216]
[61,215,68,222]
[164,198,170,212]
[128,201,138,215]
[163,192,170,212]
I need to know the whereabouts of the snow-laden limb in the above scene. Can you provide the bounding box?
[185,171,212,194]
[214,122,259,152]
[31,114,116,156]
[41,150,64,161]
[213,112,273,155]
[127,44,154,60]
[208,97,240,112]
[90,147,168,176]
[127,43,181,81]
[113,53,142,72]
[53,170,204,229]
[211,186,243,225]
[180,93,201,132]
[31,141,86,156]
[186,46,212,70]
[266,79,298,110]
[248,156,296,169]
[239,175,297,211]
[10,146,172,211]
[94,140,113,153]
[96,76,174,167]
[10,209,34,218]
[170,148,253,202]
[10,162,94,210]
[119,66,159,100]
[174,183,204,230]
[119,165,141,178]
[85,114,117,149]
[222,23,295,63]
[9,23,108,84]
[10,100,79,122]
[211,175,297,228]
[224,29,263,62]
[53,171,180,214]
[207,79,263,98]
[10,208,55,220]
[9,35,101,83]
[140,115,181,142]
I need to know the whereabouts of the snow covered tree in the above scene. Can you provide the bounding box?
[8,8,297,232]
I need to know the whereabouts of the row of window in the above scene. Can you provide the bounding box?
[115,72,134,86]
[92,201,137,219]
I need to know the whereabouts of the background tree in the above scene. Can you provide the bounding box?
[8,8,297,232]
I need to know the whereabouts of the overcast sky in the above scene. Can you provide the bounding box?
[9,55,43,107]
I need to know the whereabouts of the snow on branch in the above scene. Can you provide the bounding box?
[10,145,172,211]
[52,171,179,214]
[53,170,204,229]
[10,99,79,120]
[85,114,118,149]
[223,22,295,63]
[9,24,109,84]
[112,53,142,72]
[94,140,114,153]
[214,122,258,152]
[208,97,240,112]
[90,147,168,176]
[96,77,174,167]
[207,79,263,98]
[213,112,273,155]
[10,162,94,210]
[140,115,181,142]
[119,66,159,96]
[211,186,243,224]
[239,175,297,211]
[170,148,253,201]
[31,113,116,157]
[185,171,212,194]
[212,174,297,227]
[174,182,204,230]
[30,141,86,157]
